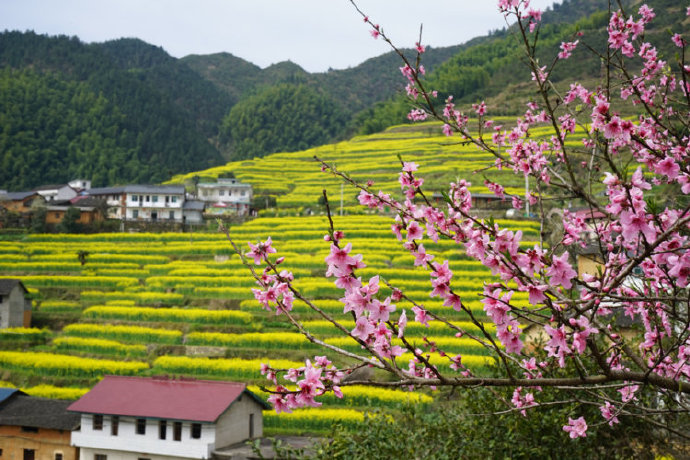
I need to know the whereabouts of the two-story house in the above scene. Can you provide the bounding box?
[84,187,127,220]
[68,375,269,460]
[198,178,252,216]
[124,185,186,222]
[0,279,31,328]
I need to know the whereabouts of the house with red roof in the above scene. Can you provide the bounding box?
[68,375,269,460]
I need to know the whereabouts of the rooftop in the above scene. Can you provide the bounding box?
[0,394,81,430]
[0,279,28,296]
[68,376,268,422]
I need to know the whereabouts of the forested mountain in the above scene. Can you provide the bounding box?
[354,0,683,132]
[1,0,680,190]
[0,32,223,190]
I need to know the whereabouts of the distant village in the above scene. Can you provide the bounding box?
[0,177,253,232]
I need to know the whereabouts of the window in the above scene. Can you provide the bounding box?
[191,423,202,439]
[152,195,158,203]
[169,211,175,220]
[173,421,182,441]
[93,414,103,430]
[132,210,139,219]
[159,420,167,440]
[219,190,225,196]
[131,195,138,202]
[55,453,63,460]
[21,426,38,433]
[23,450,35,460]
[241,191,246,196]
[136,418,146,435]
[249,413,254,438]
[165,196,170,203]
[54,212,60,218]
[202,190,209,197]
[94,455,107,460]
[111,416,119,436]
[171,196,177,203]
[145,195,150,202]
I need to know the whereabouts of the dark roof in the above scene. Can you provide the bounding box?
[124,185,185,195]
[0,394,81,430]
[70,196,105,207]
[68,375,269,422]
[87,186,127,196]
[0,191,39,201]
[183,200,206,211]
[0,279,28,296]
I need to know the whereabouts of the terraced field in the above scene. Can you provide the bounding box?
[0,121,549,434]
[167,119,566,214]
[0,214,540,434]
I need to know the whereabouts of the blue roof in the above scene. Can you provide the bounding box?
[0,388,20,404]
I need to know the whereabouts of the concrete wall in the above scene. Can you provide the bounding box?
[214,394,264,448]
[72,414,214,459]
[0,285,27,328]
[0,425,78,460]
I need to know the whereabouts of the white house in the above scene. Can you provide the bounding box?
[87,185,187,222]
[68,179,92,192]
[198,178,252,216]
[68,375,269,460]
[124,185,186,222]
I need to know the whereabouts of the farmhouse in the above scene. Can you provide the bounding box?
[85,186,127,219]
[198,178,252,216]
[0,389,81,460]
[0,191,45,214]
[0,279,31,328]
[68,375,269,460]
[32,184,78,203]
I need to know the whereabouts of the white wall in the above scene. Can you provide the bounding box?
[72,414,215,459]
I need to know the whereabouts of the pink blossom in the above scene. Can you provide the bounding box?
[600,402,620,426]
[406,221,424,241]
[546,251,577,289]
[412,305,429,327]
[397,310,407,338]
[563,416,588,438]
[351,317,375,341]
[672,34,685,48]
[246,237,277,265]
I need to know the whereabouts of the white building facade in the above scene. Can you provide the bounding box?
[198,178,252,216]
[68,376,268,460]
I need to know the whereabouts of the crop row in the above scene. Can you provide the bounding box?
[0,351,147,377]
[82,306,253,325]
[63,323,183,344]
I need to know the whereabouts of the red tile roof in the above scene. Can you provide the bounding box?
[67,376,264,422]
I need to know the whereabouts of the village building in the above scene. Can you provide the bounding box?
[0,279,31,328]
[123,185,186,223]
[44,197,105,226]
[182,200,206,224]
[0,191,45,214]
[0,389,81,460]
[68,375,269,460]
[198,178,252,216]
[32,184,78,203]
[68,179,92,192]
[85,187,127,220]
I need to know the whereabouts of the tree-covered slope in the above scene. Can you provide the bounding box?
[0,32,223,190]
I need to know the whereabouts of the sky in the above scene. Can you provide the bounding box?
[0,0,557,73]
